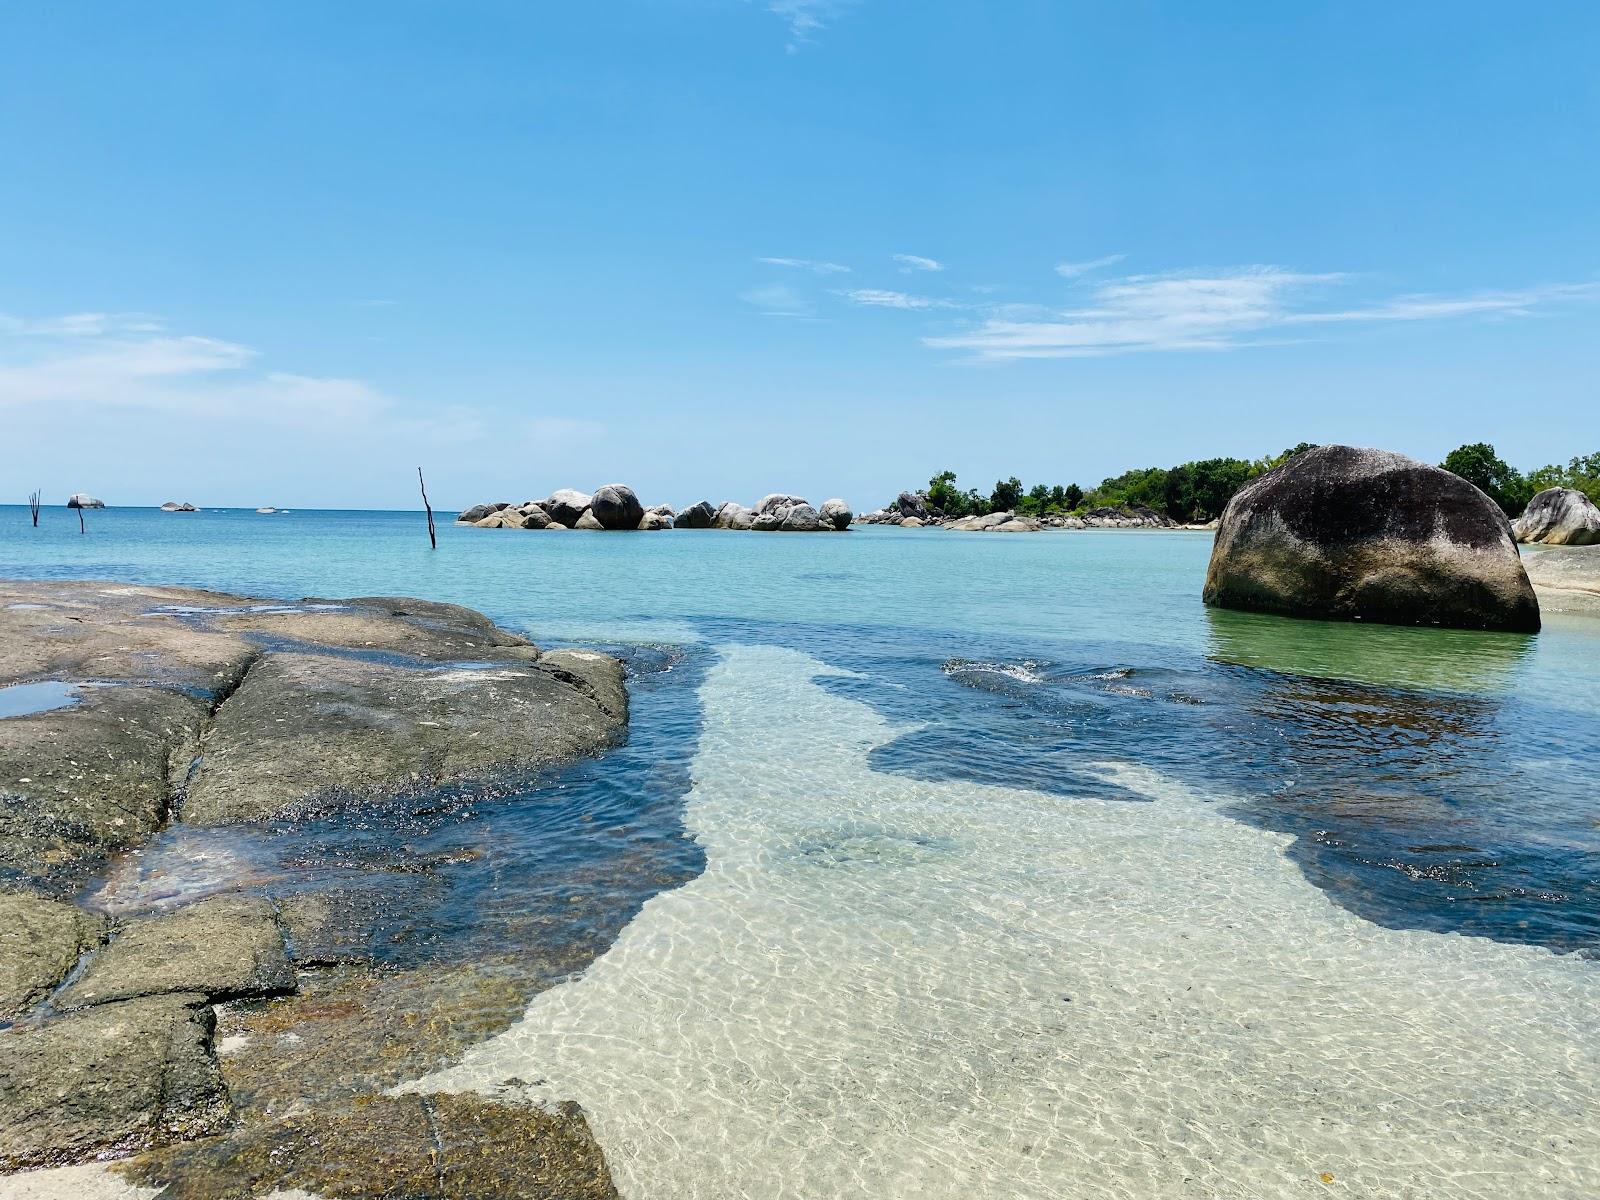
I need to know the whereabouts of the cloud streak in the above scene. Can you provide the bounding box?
[1054,254,1126,278]
[839,288,958,310]
[765,1,847,51]
[894,254,943,272]
[923,268,1599,361]
[758,256,851,274]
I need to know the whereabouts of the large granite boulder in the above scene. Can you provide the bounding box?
[457,502,509,523]
[714,502,754,530]
[778,503,824,532]
[819,499,852,530]
[66,494,105,509]
[1203,445,1540,632]
[677,500,716,529]
[1513,487,1600,546]
[0,993,230,1170]
[894,491,930,520]
[517,503,553,529]
[945,511,1012,532]
[756,493,807,516]
[590,484,644,531]
[638,511,673,530]
[541,489,593,528]
[573,509,606,531]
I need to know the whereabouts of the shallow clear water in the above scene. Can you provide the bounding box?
[3,504,1599,1197]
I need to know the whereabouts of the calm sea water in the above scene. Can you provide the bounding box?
[5,503,1599,1198]
[5,503,1597,953]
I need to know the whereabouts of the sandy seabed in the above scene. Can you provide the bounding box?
[10,643,1598,1200]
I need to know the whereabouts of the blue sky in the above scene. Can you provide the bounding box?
[1,1,1596,510]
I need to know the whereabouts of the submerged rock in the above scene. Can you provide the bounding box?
[119,1092,617,1200]
[0,891,106,1018]
[1203,444,1540,632]
[590,484,645,530]
[1513,487,1600,546]
[0,994,230,1171]
[56,894,293,1010]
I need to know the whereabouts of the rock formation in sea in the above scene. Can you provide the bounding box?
[1512,487,1600,546]
[675,500,716,528]
[159,501,198,512]
[457,487,850,531]
[0,579,628,1181]
[590,484,645,531]
[1202,444,1540,632]
[66,493,105,509]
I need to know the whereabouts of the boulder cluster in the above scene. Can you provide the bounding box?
[158,501,198,512]
[459,486,852,532]
[856,491,1179,531]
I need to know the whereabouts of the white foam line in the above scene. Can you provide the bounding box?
[405,644,1600,1198]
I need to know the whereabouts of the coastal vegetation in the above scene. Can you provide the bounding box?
[908,443,1600,524]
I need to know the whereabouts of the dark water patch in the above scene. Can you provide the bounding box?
[682,612,1600,957]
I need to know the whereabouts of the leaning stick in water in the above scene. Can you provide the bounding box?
[418,467,437,550]
[28,490,41,527]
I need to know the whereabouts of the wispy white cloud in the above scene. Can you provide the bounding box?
[923,267,1597,361]
[0,310,468,441]
[1054,254,1126,279]
[0,311,166,338]
[765,1,847,51]
[758,256,851,274]
[1280,283,1600,325]
[894,254,943,273]
[839,288,958,310]
[740,283,815,317]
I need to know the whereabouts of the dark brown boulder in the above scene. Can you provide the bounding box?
[590,484,644,530]
[1203,445,1540,632]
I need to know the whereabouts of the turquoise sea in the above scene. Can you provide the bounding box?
[4,504,1599,1198]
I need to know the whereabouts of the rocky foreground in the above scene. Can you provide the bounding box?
[0,579,625,1195]
[459,485,853,532]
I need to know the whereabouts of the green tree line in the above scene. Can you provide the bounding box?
[914,443,1599,523]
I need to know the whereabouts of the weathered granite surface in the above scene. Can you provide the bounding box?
[1203,445,1540,632]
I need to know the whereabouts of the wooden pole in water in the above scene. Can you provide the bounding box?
[418,467,437,550]
[28,490,41,527]
[77,506,85,534]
